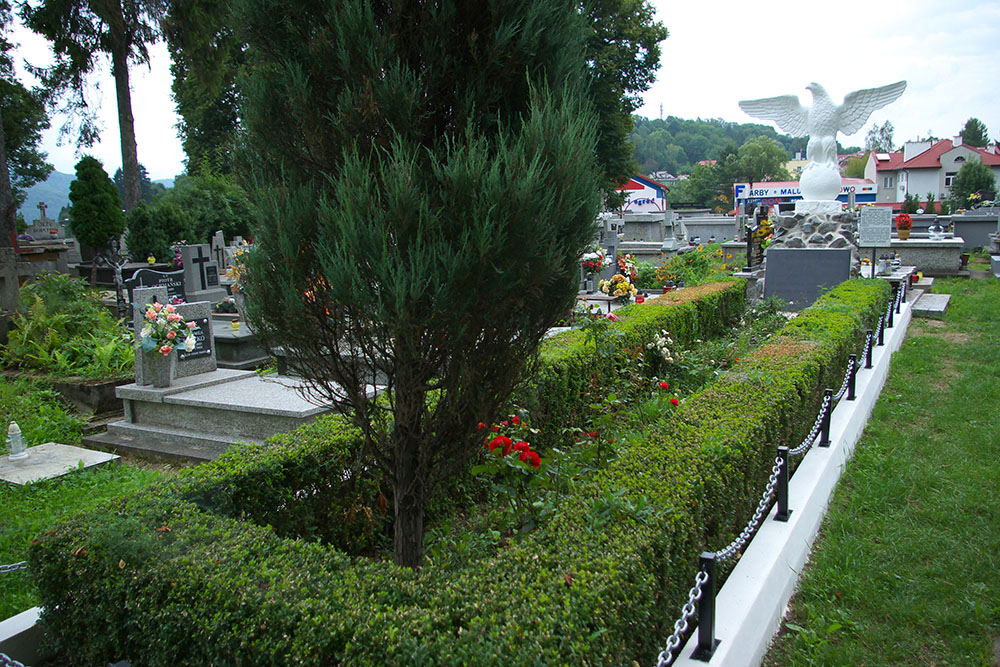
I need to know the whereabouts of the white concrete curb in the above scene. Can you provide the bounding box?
[674,298,912,667]
[0,606,42,664]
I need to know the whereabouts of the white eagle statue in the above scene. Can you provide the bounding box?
[739,81,907,206]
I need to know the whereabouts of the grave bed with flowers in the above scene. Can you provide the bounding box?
[26,278,889,665]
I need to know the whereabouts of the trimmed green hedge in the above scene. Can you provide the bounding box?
[519,280,746,445]
[29,279,890,665]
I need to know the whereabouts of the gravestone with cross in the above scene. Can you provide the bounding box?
[180,244,228,306]
[132,286,218,385]
[210,230,227,269]
[30,201,65,239]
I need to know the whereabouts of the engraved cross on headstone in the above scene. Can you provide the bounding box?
[191,245,211,291]
[37,202,47,219]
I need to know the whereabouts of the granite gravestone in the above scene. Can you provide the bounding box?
[125,268,185,303]
[763,247,851,311]
[210,231,227,269]
[132,287,218,385]
[181,244,228,306]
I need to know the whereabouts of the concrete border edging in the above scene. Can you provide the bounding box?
[674,299,912,667]
[0,606,42,664]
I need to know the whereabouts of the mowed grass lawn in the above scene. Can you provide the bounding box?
[764,277,1000,666]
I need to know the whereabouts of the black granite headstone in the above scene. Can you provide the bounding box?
[764,248,851,311]
[125,269,185,303]
[177,317,213,361]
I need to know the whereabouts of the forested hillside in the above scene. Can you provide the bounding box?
[631,116,860,177]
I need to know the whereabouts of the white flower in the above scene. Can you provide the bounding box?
[185,336,196,352]
[140,325,152,339]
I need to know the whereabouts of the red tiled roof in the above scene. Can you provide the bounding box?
[875,140,1000,171]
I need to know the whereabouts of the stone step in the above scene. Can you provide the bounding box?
[84,423,239,463]
[912,292,950,319]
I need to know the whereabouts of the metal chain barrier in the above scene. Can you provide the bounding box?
[789,394,831,456]
[0,562,28,574]
[832,356,855,401]
[0,653,27,667]
[716,455,782,562]
[655,569,710,667]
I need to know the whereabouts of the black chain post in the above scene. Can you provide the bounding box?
[887,301,894,328]
[819,389,833,447]
[896,285,902,313]
[901,280,907,303]
[865,329,873,368]
[692,553,720,661]
[847,354,857,401]
[775,447,791,522]
[877,316,885,346]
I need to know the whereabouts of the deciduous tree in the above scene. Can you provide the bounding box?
[20,0,167,211]
[949,158,997,207]
[237,0,602,567]
[2,2,53,246]
[865,120,894,153]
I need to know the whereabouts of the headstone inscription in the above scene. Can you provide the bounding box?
[125,268,185,303]
[132,286,217,385]
[763,247,851,311]
[858,207,892,248]
[180,244,228,306]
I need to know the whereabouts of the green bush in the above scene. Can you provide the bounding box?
[29,279,891,665]
[1,273,134,379]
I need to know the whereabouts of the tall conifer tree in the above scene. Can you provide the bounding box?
[237,0,602,566]
[69,155,124,284]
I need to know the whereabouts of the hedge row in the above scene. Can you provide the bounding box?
[518,280,746,445]
[28,279,890,665]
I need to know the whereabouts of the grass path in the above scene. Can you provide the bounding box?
[764,278,1000,666]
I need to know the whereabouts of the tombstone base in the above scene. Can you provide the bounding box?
[185,288,228,308]
[794,200,843,216]
[0,442,119,486]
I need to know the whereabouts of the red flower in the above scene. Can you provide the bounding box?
[502,439,514,457]
[501,420,509,427]
[670,398,679,406]
[659,381,669,390]
[511,415,520,425]
[514,441,530,452]
[528,452,541,468]
[735,358,740,363]
[588,431,598,438]
[477,422,486,431]
[492,425,500,432]
[519,450,529,462]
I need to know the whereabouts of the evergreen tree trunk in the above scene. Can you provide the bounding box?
[108,0,142,213]
[0,105,14,247]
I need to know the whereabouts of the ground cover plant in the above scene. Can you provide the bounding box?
[0,375,165,618]
[652,242,741,288]
[26,279,890,665]
[1,272,134,380]
[764,277,1000,666]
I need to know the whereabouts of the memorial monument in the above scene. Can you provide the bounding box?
[739,81,906,214]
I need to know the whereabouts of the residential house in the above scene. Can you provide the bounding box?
[864,138,1000,206]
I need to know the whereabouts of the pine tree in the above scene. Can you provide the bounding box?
[236,0,602,567]
[69,156,125,284]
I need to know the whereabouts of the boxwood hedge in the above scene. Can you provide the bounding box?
[28,278,890,665]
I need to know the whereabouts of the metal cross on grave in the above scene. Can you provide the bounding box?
[191,245,212,290]
[37,201,47,219]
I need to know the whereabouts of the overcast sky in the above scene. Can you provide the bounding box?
[10,0,1000,181]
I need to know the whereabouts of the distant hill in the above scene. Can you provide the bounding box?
[18,172,178,225]
[19,170,74,225]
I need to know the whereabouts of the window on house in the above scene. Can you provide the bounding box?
[945,172,957,187]
[883,175,894,188]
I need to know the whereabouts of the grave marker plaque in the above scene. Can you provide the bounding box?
[859,207,892,248]
[177,317,212,362]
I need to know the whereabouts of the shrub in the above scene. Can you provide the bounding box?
[2,273,134,379]
[29,279,891,665]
